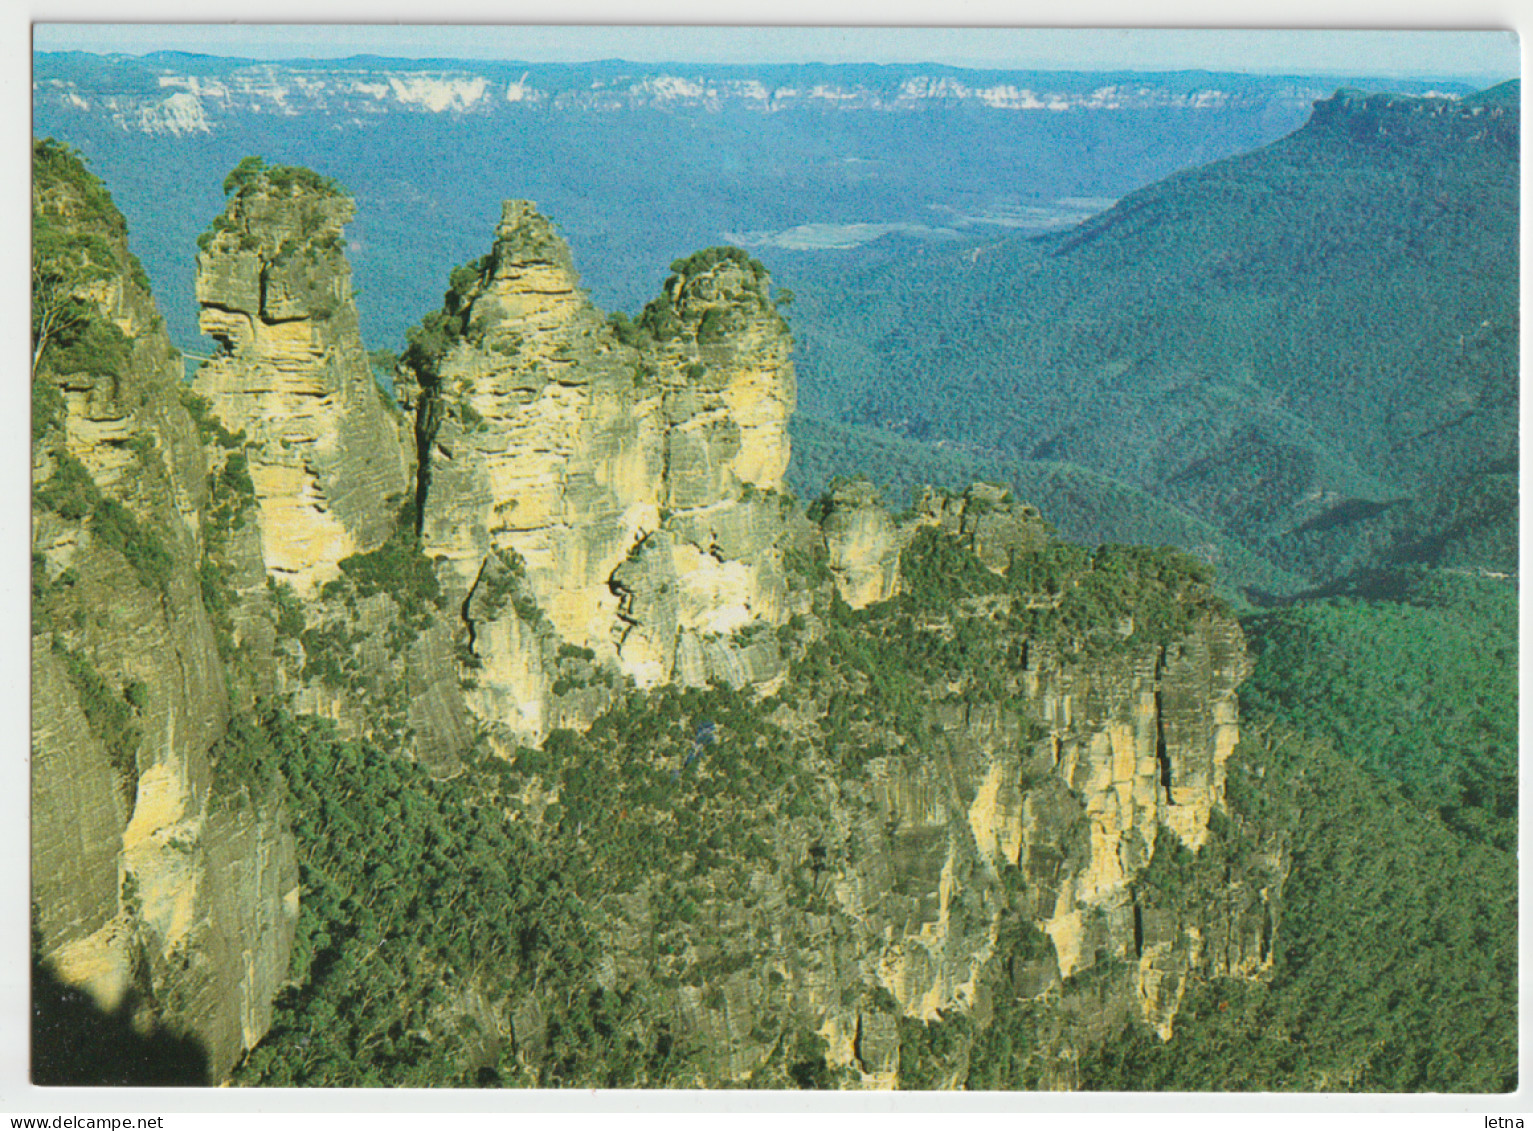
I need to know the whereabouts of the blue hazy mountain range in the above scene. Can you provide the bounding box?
[33,51,1469,353]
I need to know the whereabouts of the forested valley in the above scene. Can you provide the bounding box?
[29,60,1518,1095]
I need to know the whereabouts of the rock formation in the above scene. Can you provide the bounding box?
[31,141,297,1080]
[191,162,410,596]
[184,165,478,767]
[33,151,1280,1088]
[909,481,1051,570]
[407,206,797,747]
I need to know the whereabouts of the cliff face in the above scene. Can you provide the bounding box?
[411,202,665,688]
[34,153,1279,1089]
[816,479,902,608]
[612,245,797,690]
[192,165,411,596]
[410,206,797,747]
[185,166,477,767]
[536,486,1275,1087]
[31,141,297,1080]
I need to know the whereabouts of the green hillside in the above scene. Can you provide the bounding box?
[791,84,1518,587]
[1241,569,1517,850]
[788,416,1304,598]
[34,53,1465,355]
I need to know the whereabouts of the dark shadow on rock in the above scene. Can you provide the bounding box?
[32,948,210,1087]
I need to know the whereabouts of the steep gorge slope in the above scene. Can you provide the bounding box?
[794,83,1519,591]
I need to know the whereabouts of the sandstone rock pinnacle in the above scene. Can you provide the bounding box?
[191,164,411,595]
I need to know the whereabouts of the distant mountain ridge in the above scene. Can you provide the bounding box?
[790,81,1518,592]
[33,51,1470,353]
[37,51,1469,129]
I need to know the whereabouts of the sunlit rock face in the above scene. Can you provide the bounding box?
[192,168,410,596]
[414,204,797,746]
[415,200,666,664]
[32,146,298,1080]
[815,479,902,608]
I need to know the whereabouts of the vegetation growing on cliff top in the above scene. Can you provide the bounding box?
[668,245,768,282]
[399,255,491,390]
[634,245,782,344]
[197,156,352,257]
[226,708,606,1088]
[221,155,347,201]
[32,139,146,376]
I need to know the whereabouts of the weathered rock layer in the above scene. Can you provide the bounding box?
[192,167,410,595]
[33,154,1277,1088]
[32,143,297,1080]
[409,206,798,747]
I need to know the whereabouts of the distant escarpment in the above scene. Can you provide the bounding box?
[192,158,412,595]
[34,148,1282,1088]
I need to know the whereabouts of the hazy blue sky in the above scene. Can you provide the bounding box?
[31,23,1520,83]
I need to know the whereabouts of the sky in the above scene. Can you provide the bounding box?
[29,19,1523,85]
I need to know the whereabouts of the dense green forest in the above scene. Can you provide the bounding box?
[785,84,1518,593]
[1075,723,1517,1092]
[1110,570,1517,1092]
[1242,570,1517,851]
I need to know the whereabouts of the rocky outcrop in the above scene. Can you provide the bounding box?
[410,205,797,747]
[815,479,902,608]
[184,165,477,766]
[31,141,297,1080]
[525,490,1277,1088]
[33,151,1280,1090]
[910,482,1051,571]
[411,201,666,664]
[191,164,410,596]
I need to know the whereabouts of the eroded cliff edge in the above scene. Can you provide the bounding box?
[31,141,298,1081]
[32,151,1283,1087]
[400,206,799,751]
